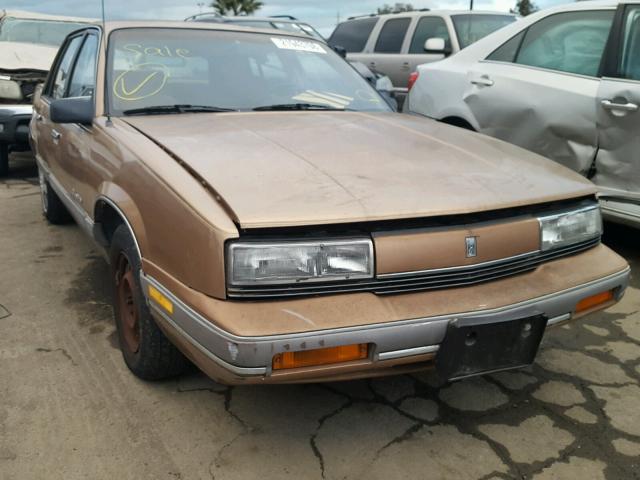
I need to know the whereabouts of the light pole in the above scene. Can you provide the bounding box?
[469,0,474,10]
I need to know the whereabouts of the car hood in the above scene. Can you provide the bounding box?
[0,42,58,72]
[123,112,596,229]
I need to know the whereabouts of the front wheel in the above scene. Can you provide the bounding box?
[110,224,190,380]
[39,169,72,224]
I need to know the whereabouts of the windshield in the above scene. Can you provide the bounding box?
[108,28,389,115]
[0,18,90,46]
[452,14,516,49]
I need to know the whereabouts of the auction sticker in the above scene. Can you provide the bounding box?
[271,37,327,54]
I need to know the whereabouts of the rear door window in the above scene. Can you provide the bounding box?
[619,6,640,81]
[328,18,378,53]
[374,18,411,53]
[409,16,451,53]
[515,11,615,77]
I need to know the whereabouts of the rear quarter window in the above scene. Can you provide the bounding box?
[329,17,378,53]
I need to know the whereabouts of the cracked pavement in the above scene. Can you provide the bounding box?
[1,153,639,479]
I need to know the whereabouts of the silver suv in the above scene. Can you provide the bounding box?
[328,10,516,91]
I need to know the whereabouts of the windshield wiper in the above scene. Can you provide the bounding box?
[252,103,351,112]
[123,104,237,116]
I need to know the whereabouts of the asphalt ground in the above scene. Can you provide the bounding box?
[1,152,639,480]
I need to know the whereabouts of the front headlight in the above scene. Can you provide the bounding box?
[0,78,23,101]
[539,205,602,251]
[227,239,374,286]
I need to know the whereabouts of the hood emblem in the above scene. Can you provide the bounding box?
[466,236,477,258]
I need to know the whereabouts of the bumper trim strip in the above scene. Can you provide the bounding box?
[378,345,440,361]
[547,313,572,326]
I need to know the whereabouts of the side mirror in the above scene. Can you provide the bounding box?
[424,37,451,56]
[332,45,347,59]
[50,96,94,125]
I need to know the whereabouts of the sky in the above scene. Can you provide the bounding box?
[4,0,570,35]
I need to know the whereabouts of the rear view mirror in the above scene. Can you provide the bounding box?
[332,45,347,59]
[424,37,451,55]
[50,96,94,125]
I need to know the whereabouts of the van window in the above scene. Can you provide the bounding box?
[375,18,411,53]
[409,16,451,53]
[328,18,378,53]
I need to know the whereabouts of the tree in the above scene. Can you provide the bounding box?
[211,0,263,16]
[511,0,538,16]
[377,3,415,14]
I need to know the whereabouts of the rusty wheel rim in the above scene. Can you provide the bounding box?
[116,254,140,354]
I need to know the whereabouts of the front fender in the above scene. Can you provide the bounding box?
[94,182,148,259]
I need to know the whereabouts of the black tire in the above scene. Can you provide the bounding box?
[110,224,189,380]
[0,143,8,177]
[38,169,72,224]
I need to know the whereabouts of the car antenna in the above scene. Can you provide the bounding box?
[101,0,112,126]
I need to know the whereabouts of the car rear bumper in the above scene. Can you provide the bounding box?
[140,260,629,385]
[0,105,33,145]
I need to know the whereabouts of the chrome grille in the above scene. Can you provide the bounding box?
[227,238,600,300]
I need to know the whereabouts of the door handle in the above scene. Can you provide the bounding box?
[51,129,61,141]
[369,62,376,68]
[401,62,410,70]
[471,76,494,87]
[601,99,638,112]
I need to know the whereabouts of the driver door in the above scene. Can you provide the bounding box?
[595,3,640,221]
[34,33,84,187]
[53,30,100,224]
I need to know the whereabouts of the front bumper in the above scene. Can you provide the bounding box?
[141,265,629,384]
[0,104,33,145]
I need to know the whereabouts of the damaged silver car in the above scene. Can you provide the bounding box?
[0,10,91,176]
[406,1,640,228]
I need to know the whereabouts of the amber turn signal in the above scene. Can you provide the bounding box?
[575,290,615,314]
[272,344,368,370]
[148,285,174,315]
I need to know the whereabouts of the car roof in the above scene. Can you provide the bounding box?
[346,10,517,21]
[540,0,621,11]
[0,9,98,23]
[225,16,307,24]
[96,20,321,39]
